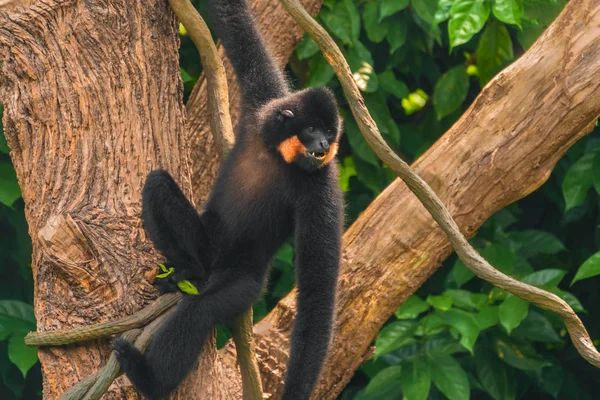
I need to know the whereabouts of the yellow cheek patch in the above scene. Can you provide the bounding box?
[278,136,307,163]
[320,142,339,167]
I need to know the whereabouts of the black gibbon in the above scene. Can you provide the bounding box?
[113,0,343,399]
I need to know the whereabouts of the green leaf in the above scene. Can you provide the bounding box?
[417,314,446,336]
[476,305,500,330]
[492,0,523,27]
[571,251,600,285]
[435,0,454,23]
[0,163,21,207]
[424,333,468,357]
[591,151,600,194]
[179,67,195,84]
[551,288,586,313]
[522,269,566,288]
[412,0,439,26]
[401,360,431,400]
[444,289,487,310]
[363,1,390,43]
[339,156,357,192]
[562,151,595,211]
[512,310,560,343]
[493,335,551,370]
[437,309,481,352]
[344,0,361,43]
[305,53,335,87]
[395,295,430,319]
[475,347,516,400]
[433,66,469,119]
[345,117,380,166]
[510,230,565,259]
[375,321,417,359]
[378,70,409,100]
[8,332,38,378]
[0,105,8,153]
[346,43,378,93]
[380,0,410,20]
[499,295,529,333]
[296,35,319,60]
[481,243,516,274]
[452,259,475,287]
[448,0,490,49]
[364,91,400,146]
[363,366,403,396]
[0,300,36,340]
[427,294,453,310]
[516,0,566,48]
[388,17,408,53]
[320,2,355,45]
[429,355,470,400]
[477,20,514,86]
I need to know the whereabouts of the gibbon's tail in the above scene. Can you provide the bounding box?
[206,0,288,109]
[114,296,212,400]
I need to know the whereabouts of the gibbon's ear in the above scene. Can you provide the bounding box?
[278,136,306,163]
[277,109,294,122]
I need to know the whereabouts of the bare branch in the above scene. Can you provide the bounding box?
[168,0,235,156]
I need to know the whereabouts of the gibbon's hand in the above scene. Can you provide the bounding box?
[154,263,199,295]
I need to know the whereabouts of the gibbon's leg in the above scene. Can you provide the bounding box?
[282,187,343,400]
[114,269,263,400]
[142,169,208,280]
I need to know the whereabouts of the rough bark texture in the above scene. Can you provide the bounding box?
[213,0,600,398]
[186,0,323,204]
[0,0,213,398]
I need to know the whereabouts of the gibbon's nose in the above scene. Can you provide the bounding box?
[320,140,329,150]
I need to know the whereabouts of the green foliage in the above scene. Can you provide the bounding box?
[0,105,40,399]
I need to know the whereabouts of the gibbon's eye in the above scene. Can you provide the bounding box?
[307,126,315,133]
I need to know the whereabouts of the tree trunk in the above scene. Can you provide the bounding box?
[213,0,600,398]
[0,0,215,398]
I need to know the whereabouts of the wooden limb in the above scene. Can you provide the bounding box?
[58,309,175,400]
[232,309,266,400]
[24,293,181,346]
[167,0,234,157]
[282,0,600,369]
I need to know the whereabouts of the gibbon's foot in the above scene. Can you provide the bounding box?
[113,338,144,373]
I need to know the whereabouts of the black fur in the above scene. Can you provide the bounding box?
[114,0,343,399]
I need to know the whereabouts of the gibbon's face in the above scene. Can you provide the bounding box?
[274,88,341,172]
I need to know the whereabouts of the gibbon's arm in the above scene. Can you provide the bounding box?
[283,183,343,400]
[142,170,208,281]
[206,0,288,111]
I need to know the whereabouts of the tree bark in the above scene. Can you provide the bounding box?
[185,0,323,204]
[0,0,217,398]
[215,0,600,398]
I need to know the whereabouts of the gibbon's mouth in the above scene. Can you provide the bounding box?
[307,150,327,160]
